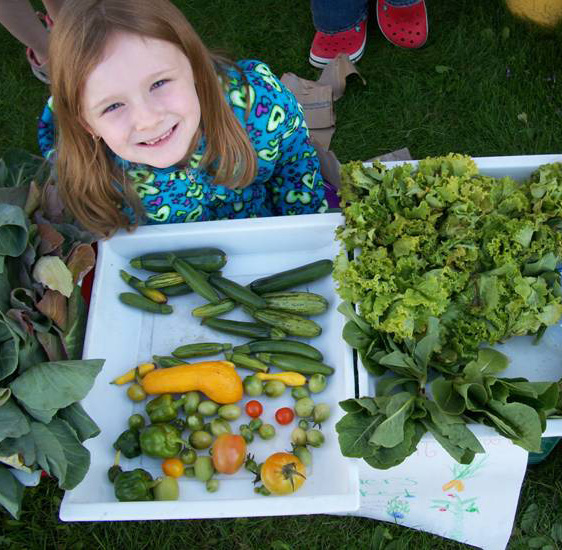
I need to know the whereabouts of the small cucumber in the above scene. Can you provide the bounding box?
[262,291,328,315]
[119,292,173,314]
[145,272,185,289]
[224,351,269,373]
[250,259,333,294]
[119,270,168,304]
[192,298,237,318]
[201,317,286,340]
[209,274,266,309]
[233,339,323,361]
[256,352,334,376]
[130,247,227,273]
[172,342,232,359]
[161,283,193,297]
[153,355,187,368]
[170,255,221,304]
[251,309,322,338]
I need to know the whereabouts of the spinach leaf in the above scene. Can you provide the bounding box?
[432,378,466,415]
[336,410,383,458]
[370,393,415,448]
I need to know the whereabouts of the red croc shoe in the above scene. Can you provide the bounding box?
[309,19,367,68]
[376,0,428,49]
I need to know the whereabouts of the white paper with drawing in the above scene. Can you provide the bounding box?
[350,435,528,550]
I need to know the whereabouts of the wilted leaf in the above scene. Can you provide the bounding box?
[37,223,64,256]
[63,286,87,360]
[66,243,96,284]
[24,180,43,217]
[32,256,73,297]
[41,182,65,223]
[36,331,67,362]
[36,289,67,330]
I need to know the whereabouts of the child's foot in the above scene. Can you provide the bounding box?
[376,0,428,49]
[309,20,367,68]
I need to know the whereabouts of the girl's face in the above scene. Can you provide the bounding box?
[82,32,201,168]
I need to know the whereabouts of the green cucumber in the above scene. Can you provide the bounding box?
[130,247,227,273]
[256,353,334,376]
[172,342,232,359]
[153,355,187,368]
[262,291,328,315]
[224,352,269,373]
[119,292,173,314]
[161,283,193,297]
[209,274,266,309]
[250,259,333,294]
[145,272,185,289]
[119,270,168,304]
[233,339,323,361]
[201,317,286,340]
[251,309,322,338]
[169,255,221,304]
[192,298,237,318]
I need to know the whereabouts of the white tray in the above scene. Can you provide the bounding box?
[60,213,359,521]
[356,154,562,439]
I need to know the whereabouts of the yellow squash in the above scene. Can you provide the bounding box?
[111,362,155,385]
[255,371,306,386]
[141,361,242,404]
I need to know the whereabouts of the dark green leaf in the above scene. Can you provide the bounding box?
[520,503,539,534]
[523,253,558,276]
[379,350,422,379]
[17,334,47,373]
[21,403,58,424]
[0,204,28,258]
[10,359,104,412]
[487,400,542,452]
[413,316,440,370]
[0,432,36,466]
[550,523,562,543]
[455,382,489,411]
[0,398,30,440]
[432,378,466,415]
[359,351,388,377]
[336,410,383,458]
[0,334,19,382]
[463,348,509,379]
[0,464,24,519]
[47,418,90,490]
[337,301,374,336]
[30,422,67,482]
[36,331,67,362]
[371,393,415,448]
[339,397,379,415]
[342,320,372,350]
[57,403,100,442]
[375,375,415,397]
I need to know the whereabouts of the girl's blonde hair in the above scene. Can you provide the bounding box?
[49,0,257,237]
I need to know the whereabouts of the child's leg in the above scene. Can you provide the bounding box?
[309,0,369,68]
[0,0,49,63]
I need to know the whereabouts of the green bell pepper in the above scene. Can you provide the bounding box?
[139,423,187,458]
[113,428,141,459]
[114,468,154,502]
[145,394,187,423]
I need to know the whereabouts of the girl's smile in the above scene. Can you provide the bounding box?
[82,32,201,168]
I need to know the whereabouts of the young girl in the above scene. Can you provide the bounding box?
[38,0,328,237]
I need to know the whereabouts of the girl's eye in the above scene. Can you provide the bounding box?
[151,79,168,90]
[103,103,122,115]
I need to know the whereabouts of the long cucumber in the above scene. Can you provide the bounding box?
[262,291,328,315]
[130,247,226,273]
[172,342,232,359]
[233,339,323,361]
[256,352,334,376]
[170,255,221,304]
[201,317,286,340]
[250,259,333,294]
[192,298,236,318]
[208,274,266,309]
[224,351,269,373]
[251,309,322,338]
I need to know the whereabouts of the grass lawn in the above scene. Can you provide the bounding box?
[1,0,562,548]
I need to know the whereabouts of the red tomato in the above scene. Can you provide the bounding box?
[212,434,247,474]
[261,452,306,495]
[245,400,263,418]
[275,407,295,425]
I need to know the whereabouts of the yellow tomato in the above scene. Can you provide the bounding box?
[261,452,306,495]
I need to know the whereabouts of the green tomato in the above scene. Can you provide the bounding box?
[210,417,232,437]
[153,476,179,501]
[248,418,263,432]
[264,380,286,398]
[290,427,307,446]
[127,413,145,431]
[198,400,220,416]
[184,466,196,478]
[306,428,325,448]
[180,448,197,465]
[185,413,205,431]
[293,446,312,467]
[298,419,310,430]
[258,423,276,440]
[218,404,242,421]
[308,373,327,394]
[206,479,219,493]
[294,397,315,418]
[183,391,201,415]
[126,383,146,402]
[313,403,331,425]
[194,456,214,482]
[243,375,263,397]
[291,386,309,400]
[189,430,213,450]
[240,425,254,444]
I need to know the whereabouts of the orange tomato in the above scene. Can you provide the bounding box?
[212,434,247,474]
[261,452,306,495]
[161,457,185,478]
